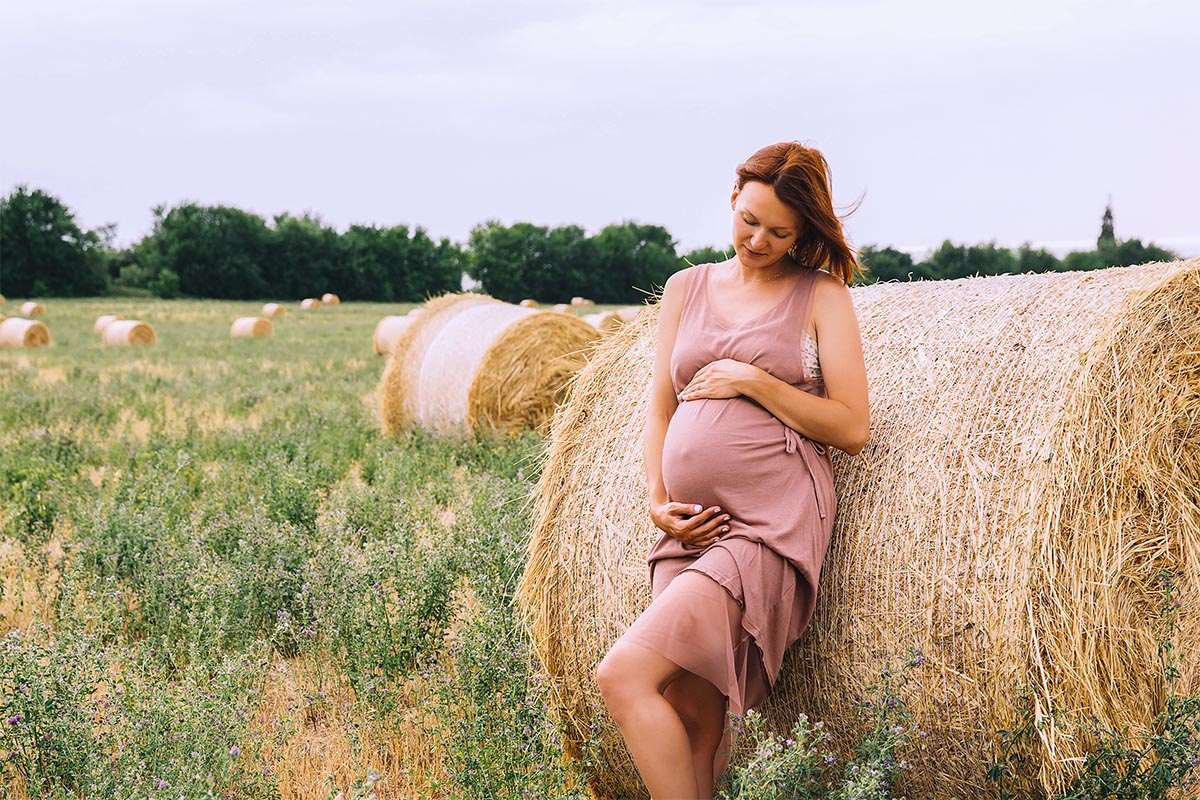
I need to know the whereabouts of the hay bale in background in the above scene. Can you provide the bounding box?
[301,298,322,310]
[19,302,46,316]
[231,317,273,338]
[570,296,594,308]
[373,310,426,356]
[94,314,123,332]
[321,293,340,306]
[519,299,539,308]
[551,303,572,314]
[614,306,643,323]
[0,318,51,348]
[378,293,600,435]
[262,303,287,319]
[0,292,6,302]
[517,260,1200,799]
[580,310,623,333]
[102,320,157,347]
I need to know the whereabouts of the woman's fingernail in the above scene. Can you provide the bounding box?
[724,515,730,521]
[722,526,730,532]
[694,505,702,513]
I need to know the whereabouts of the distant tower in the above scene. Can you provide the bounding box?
[1098,196,1116,249]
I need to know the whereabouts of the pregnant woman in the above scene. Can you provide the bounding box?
[596,141,870,799]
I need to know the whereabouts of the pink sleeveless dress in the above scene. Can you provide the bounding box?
[618,261,836,716]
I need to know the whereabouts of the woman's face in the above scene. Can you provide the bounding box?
[731,181,801,268]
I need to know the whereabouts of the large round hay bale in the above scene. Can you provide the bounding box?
[94,314,123,332]
[262,303,286,319]
[231,316,273,338]
[614,306,643,323]
[19,301,45,316]
[321,293,340,306]
[378,293,600,435]
[373,311,426,356]
[0,318,51,348]
[580,310,623,333]
[102,320,157,347]
[301,298,322,310]
[517,260,1200,799]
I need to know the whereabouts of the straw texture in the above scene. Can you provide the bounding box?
[301,298,322,310]
[94,314,123,333]
[19,302,46,316]
[231,316,273,338]
[322,293,340,306]
[615,306,643,323]
[0,318,51,348]
[517,260,1200,799]
[102,320,157,347]
[262,303,286,319]
[378,293,599,435]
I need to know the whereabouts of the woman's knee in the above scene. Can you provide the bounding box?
[595,644,634,705]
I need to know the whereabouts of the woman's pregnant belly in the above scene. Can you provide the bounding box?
[661,397,789,515]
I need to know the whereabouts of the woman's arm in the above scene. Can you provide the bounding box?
[645,269,729,546]
[678,275,870,455]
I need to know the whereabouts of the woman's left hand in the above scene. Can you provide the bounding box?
[678,359,762,402]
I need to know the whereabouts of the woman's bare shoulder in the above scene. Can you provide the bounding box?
[660,264,700,301]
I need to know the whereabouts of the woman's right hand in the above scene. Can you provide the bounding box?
[650,501,731,548]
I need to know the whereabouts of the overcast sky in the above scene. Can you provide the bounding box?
[3,0,1198,257]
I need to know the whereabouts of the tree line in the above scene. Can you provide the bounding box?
[0,185,1181,302]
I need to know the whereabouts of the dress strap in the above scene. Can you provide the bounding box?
[788,267,821,338]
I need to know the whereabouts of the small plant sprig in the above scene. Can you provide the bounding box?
[990,569,1200,799]
[719,648,926,800]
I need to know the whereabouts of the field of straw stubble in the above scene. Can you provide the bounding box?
[0,298,593,799]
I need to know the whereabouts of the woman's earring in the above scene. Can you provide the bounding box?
[787,242,798,259]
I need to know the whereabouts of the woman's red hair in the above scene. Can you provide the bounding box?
[736,142,861,285]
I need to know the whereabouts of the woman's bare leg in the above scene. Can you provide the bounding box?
[597,640,699,799]
[663,672,728,797]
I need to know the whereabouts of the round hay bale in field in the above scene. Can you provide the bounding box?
[378,293,600,435]
[262,303,286,319]
[0,318,51,348]
[519,298,539,308]
[301,298,322,310]
[321,293,340,306]
[570,296,594,307]
[102,320,157,347]
[551,303,572,314]
[614,306,643,323]
[93,314,123,332]
[231,316,273,338]
[373,314,416,356]
[580,310,623,333]
[517,259,1200,799]
[19,301,46,316]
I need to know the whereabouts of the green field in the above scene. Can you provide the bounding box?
[0,298,593,799]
